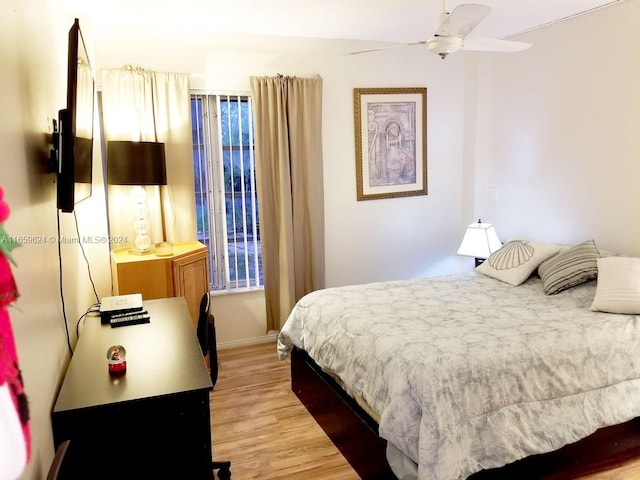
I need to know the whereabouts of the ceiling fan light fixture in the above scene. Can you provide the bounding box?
[426,36,462,59]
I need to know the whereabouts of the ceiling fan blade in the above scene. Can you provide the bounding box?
[436,4,491,38]
[345,41,426,56]
[461,37,532,52]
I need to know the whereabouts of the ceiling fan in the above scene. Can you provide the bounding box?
[349,1,532,59]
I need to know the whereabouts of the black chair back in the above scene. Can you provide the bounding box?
[197,292,219,387]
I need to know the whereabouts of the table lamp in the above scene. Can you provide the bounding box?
[456,219,502,267]
[107,140,167,255]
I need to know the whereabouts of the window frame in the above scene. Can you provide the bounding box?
[191,91,262,292]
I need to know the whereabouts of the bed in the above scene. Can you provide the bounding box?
[277,241,640,480]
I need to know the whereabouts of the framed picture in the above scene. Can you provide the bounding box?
[354,87,427,201]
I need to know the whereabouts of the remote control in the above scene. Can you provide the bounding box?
[110,310,148,319]
[110,313,151,328]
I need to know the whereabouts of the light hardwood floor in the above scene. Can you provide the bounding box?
[210,342,359,479]
[209,342,640,480]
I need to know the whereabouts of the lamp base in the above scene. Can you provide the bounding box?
[128,247,154,255]
[475,258,486,267]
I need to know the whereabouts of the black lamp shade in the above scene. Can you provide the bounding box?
[107,141,167,186]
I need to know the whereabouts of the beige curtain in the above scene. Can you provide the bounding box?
[250,74,325,331]
[100,66,195,248]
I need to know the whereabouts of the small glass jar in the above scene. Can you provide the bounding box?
[107,345,127,375]
[155,241,174,256]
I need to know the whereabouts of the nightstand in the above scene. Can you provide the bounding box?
[110,241,209,327]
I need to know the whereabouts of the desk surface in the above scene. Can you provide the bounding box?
[54,297,212,413]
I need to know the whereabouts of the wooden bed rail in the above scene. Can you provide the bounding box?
[291,347,396,479]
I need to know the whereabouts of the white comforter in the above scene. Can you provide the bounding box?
[277,273,640,480]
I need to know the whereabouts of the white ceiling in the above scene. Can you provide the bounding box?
[86,0,626,45]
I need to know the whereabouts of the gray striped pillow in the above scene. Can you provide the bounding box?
[538,240,600,295]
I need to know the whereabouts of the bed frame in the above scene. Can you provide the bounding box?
[291,346,640,480]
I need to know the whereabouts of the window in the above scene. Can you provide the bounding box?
[191,93,263,291]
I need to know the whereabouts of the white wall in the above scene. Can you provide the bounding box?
[317,46,469,286]
[1,2,111,478]
[470,0,640,255]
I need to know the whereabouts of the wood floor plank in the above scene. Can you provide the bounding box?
[210,342,360,480]
[209,341,640,480]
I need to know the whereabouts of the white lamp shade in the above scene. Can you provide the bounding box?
[456,222,502,259]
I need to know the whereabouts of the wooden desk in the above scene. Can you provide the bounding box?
[51,297,214,479]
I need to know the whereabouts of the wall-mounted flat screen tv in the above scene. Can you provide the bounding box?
[57,18,94,213]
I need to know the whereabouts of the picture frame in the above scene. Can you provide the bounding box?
[353,87,427,201]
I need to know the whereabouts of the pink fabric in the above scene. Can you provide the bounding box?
[0,188,8,223]
[0,186,30,463]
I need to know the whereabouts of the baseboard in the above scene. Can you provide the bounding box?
[217,332,278,350]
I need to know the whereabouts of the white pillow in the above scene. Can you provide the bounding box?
[476,240,561,286]
[590,256,640,314]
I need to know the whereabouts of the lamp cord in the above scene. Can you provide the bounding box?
[56,209,102,356]
[56,209,73,355]
[76,303,100,340]
[73,210,99,303]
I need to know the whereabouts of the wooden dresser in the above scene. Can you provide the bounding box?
[110,241,209,327]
